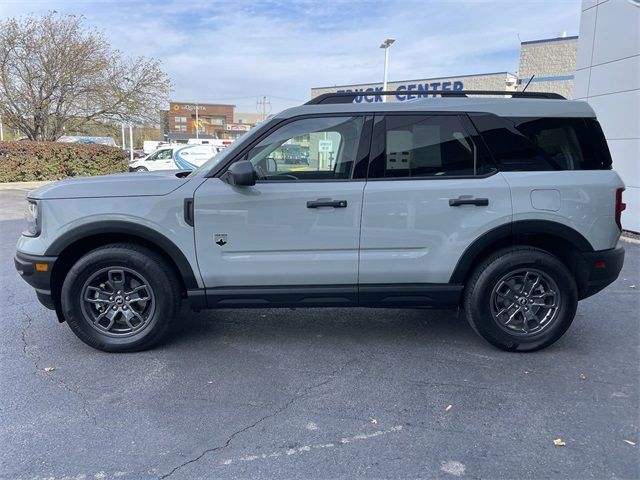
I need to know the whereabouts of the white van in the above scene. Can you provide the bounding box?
[187,138,234,149]
[129,145,220,172]
[143,140,167,155]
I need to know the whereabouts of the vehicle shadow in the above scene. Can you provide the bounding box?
[167,303,478,350]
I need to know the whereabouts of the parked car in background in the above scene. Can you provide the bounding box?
[129,144,220,172]
[57,135,116,146]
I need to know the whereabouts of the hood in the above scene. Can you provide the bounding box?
[28,171,190,200]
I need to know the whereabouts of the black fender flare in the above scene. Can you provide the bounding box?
[449,219,594,283]
[45,220,200,290]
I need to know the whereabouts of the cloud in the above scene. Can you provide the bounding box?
[1,0,581,112]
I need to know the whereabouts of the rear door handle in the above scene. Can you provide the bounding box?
[449,197,489,207]
[307,199,348,208]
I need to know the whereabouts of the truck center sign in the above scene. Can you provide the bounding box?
[336,80,464,103]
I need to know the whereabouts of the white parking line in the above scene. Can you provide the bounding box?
[220,425,403,466]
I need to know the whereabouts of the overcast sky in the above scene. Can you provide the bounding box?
[1,0,581,113]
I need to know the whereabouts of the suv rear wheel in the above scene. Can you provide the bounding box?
[464,247,578,352]
[60,244,181,352]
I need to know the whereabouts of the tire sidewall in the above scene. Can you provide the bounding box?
[61,247,176,351]
[467,250,578,352]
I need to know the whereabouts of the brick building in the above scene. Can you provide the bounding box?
[166,102,235,141]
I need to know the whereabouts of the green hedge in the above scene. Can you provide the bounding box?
[0,141,128,182]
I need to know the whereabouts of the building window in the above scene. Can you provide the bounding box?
[175,116,187,123]
[175,125,187,132]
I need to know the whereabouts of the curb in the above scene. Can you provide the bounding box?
[0,181,50,190]
[621,234,640,245]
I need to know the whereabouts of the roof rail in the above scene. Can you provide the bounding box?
[306,90,566,105]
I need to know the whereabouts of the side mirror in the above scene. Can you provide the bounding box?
[222,160,256,186]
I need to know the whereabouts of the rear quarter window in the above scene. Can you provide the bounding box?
[470,114,612,171]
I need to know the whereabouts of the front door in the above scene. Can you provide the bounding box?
[193,115,372,304]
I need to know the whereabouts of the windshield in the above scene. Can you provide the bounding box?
[188,118,276,177]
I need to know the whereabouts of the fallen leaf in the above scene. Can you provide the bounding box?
[630,285,637,289]
[370,418,378,424]
[524,369,531,374]
[44,367,55,373]
[445,404,453,412]
[623,440,636,446]
[207,381,213,384]
[553,439,566,446]
[579,373,587,380]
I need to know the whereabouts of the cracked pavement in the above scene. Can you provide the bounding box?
[1,187,639,479]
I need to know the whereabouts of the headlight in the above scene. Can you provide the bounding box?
[23,200,40,237]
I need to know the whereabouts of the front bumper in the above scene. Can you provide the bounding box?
[14,252,57,310]
[581,245,625,299]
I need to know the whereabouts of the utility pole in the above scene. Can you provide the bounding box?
[129,124,134,163]
[256,96,271,121]
[121,124,126,150]
[0,114,4,141]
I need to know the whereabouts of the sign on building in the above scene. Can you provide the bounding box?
[318,140,333,152]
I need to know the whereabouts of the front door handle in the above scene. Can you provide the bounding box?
[307,199,348,208]
[449,197,489,207]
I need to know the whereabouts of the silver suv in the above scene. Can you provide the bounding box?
[15,91,626,352]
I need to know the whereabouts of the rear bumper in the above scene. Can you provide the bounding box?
[14,252,57,310]
[580,246,624,299]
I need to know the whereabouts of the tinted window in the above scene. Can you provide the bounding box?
[245,116,367,181]
[368,115,482,178]
[471,114,612,171]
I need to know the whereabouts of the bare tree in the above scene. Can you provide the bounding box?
[0,13,172,141]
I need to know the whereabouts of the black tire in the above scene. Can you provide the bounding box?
[61,243,181,352]
[134,167,148,172]
[464,246,578,352]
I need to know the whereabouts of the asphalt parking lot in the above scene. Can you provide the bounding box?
[1,185,638,480]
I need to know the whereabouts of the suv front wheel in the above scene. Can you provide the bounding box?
[60,244,181,352]
[464,247,578,352]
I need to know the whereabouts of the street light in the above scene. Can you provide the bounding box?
[379,38,395,102]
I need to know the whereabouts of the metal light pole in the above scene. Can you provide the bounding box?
[0,114,4,141]
[121,124,126,150]
[379,38,395,102]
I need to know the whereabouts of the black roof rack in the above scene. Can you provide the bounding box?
[306,90,565,105]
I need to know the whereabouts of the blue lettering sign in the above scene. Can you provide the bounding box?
[406,84,417,100]
[333,80,465,103]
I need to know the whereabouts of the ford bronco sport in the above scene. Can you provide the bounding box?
[15,91,625,352]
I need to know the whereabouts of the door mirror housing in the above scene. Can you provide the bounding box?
[222,160,256,186]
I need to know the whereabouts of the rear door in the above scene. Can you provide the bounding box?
[359,113,512,295]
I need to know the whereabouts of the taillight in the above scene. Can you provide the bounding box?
[615,188,626,230]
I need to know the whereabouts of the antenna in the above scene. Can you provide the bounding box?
[522,75,535,92]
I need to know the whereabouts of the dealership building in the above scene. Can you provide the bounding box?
[310,22,638,232]
[574,0,639,232]
[310,35,577,102]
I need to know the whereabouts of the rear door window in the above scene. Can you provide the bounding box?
[367,114,492,178]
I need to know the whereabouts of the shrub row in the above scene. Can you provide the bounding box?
[0,141,128,182]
